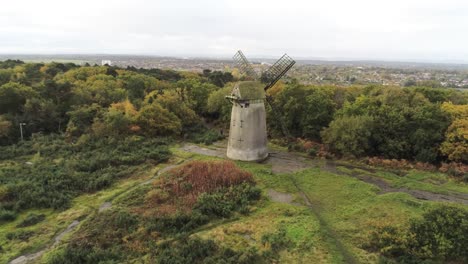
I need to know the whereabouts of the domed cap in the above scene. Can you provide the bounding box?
[230,81,265,100]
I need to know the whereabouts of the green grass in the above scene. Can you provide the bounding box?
[2,143,468,264]
[290,168,439,263]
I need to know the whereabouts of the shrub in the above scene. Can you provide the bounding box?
[408,206,468,261]
[189,129,224,145]
[321,115,374,157]
[162,160,254,203]
[152,237,261,264]
[0,209,16,222]
[261,227,292,251]
[194,183,261,218]
[48,243,120,264]
[16,213,46,227]
[6,230,34,241]
[367,206,468,262]
[0,135,171,212]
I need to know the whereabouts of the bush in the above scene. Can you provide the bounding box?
[189,129,224,145]
[0,135,171,212]
[153,237,261,264]
[48,243,120,264]
[321,115,373,157]
[408,206,468,261]
[261,227,292,251]
[163,160,254,201]
[0,209,16,222]
[194,183,261,218]
[367,206,468,262]
[16,213,46,227]
[146,212,209,235]
[6,229,34,241]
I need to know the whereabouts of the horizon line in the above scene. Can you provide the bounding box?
[1,53,468,66]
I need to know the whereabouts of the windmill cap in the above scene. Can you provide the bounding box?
[231,81,265,100]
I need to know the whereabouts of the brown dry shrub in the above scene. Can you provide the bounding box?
[164,160,253,195]
[367,157,436,171]
[146,160,254,215]
[439,162,468,177]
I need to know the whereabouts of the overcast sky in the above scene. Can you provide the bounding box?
[1,0,468,62]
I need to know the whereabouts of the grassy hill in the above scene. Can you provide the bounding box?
[1,138,466,264]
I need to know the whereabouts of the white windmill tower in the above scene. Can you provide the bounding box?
[226,50,295,161]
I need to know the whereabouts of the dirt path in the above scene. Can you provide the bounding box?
[9,221,80,264]
[9,159,192,264]
[182,143,468,205]
[323,160,468,205]
[267,189,296,204]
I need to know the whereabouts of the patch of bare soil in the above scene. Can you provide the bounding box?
[266,152,314,174]
[180,144,225,158]
[181,143,468,205]
[267,189,295,204]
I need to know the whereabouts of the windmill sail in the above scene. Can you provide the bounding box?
[233,50,258,79]
[262,54,295,91]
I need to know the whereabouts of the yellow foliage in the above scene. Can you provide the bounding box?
[440,102,468,162]
[440,119,468,161]
[441,102,468,119]
[109,99,138,118]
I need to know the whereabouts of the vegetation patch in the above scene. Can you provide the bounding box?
[0,135,170,214]
[366,205,468,263]
[46,160,262,263]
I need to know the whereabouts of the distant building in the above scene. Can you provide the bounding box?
[101,60,112,66]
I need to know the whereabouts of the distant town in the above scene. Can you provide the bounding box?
[1,54,468,89]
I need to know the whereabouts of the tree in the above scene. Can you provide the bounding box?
[335,87,449,162]
[0,69,12,86]
[136,103,182,136]
[272,83,336,139]
[66,104,102,138]
[149,91,199,130]
[321,115,373,157]
[440,102,468,162]
[92,100,139,137]
[0,82,35,114]
[207,85,233,122]
[0,115,11,138]
[71,74,127,106]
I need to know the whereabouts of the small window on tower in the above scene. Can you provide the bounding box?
[245,102,250,108]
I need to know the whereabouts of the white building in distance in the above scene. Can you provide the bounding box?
[101,60,112,66]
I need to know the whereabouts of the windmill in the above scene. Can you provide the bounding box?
[226,50,295,161]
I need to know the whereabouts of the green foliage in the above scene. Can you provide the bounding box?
[261,226,293,251]
[330,87,450,162]
[5,229,35,241]
[189,129,224,145]
[136,102,182,136]
[408,206,468,261]
[48,243,120,264]
[321,115,373,157]
[0,115,12,138]
[272,83,336,139]
[194,183,261,217]
[148,183,261,235]
[202,69,234,87]
[153,237,262,264]
[0,82,35,113]
[16,213,46,227]
[0,135,171,211]
[206,85,232,122]
[367,206,468,262]
[0,209,17,222]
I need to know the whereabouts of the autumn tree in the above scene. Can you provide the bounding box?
[440,102,468,162]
